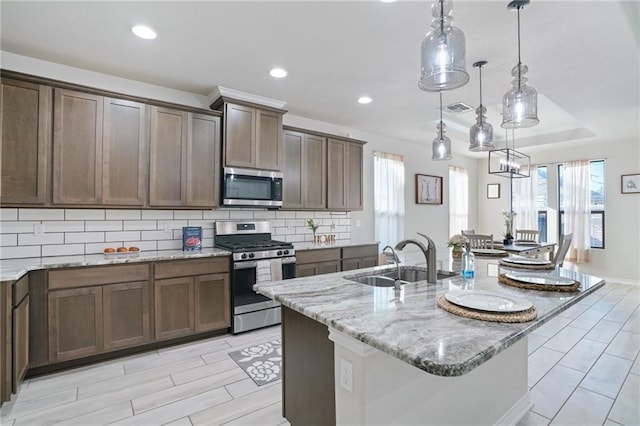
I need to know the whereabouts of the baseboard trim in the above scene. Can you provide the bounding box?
[496,392,534,426]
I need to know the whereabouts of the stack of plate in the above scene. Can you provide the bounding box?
[444,290,532,313]
[504,272,576,287]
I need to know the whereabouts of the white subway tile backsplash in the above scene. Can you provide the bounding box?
[19,233,64,246]
[1,234,17,246]
[141,210,174,220]
[253,211,276,219]
[85,242,117,254]
[286,219,305,227]
[274,228,295,236]
[122,240,158,251]
[228,210,253,219]
[202,229,214,239]
[158,239,182,250]
[65,209,106,220]
[339,219,351,226]
[187,220,214,229]
[86,221,123,232]
[204,210,230,220]
[19,208,65,221]
[314,212,334,219]
[0,208,18,221]
[275,211,296,219]
[201,238,214,248]
[65,232,105,244]
[286,234,305,243]
[44,221,85,232]
[42,244,85,257]
[141,230,173,241]
[106,231,142,242]
[174,211,203,220]
[0,221,38,234]
[0,245,41,259]
[269,219,286,227]
[105,210,141,220]
[123,220,157,231]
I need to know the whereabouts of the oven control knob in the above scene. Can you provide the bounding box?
[248,253,255,258]
[241,253,247,259]
[277,250,283,256]
[283,250,289,255]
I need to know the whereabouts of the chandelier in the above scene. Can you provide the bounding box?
[488,129,531,178]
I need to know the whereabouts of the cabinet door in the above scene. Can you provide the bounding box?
[318,260,340,275]
[341,258,361,272]
[256,109,282,170]
[361,256,378,269]
[103,281,151,350]
[53,89,103,204]
[194,273,230,332]
[224,103,255,168]
[1,78,51,205]
[102,98,147,206]
[12,295,29,393]
[303,134,327,209]
[154,277,194,340]
[48,287,103,362]
[346,142,363,210]
[296,263,319,278]
[327,139,347,209]
[283,130,304,208]
[149,106,187,206]
[186,113,220,207]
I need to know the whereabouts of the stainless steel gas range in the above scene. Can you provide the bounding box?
[214,221,295,334]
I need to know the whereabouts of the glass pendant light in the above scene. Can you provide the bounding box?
[419,0,469,92]
[432,92,452,161]
[469,60,494,151]
[501,0,539,128]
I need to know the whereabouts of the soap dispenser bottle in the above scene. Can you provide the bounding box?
[462,244,475,279]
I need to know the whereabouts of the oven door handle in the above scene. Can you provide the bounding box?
[281,256,296,264]
[234,261,258,270]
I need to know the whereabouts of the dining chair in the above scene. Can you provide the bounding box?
[553,233,573,267]
[461,229,475,236]
[515,229,540,242]
[465,234,494,249]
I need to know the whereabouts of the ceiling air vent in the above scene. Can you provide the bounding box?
[444,102,473,114]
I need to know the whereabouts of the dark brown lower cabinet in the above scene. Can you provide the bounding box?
[154,277,195,340]
[0,282,12,404]
[341,244,379,271]
[295,248,341,278]
[103,281,152,350]
[282,306,335,426]
[194,273,230,333]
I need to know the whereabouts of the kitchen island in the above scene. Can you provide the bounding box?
[254,250,605,425]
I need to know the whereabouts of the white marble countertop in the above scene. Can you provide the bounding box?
[254,248,605,377]
[0,248,232,282]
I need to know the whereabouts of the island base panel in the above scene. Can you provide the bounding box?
[282,306,335,425]
[330,329,532,425]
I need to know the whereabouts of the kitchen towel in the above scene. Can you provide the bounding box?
[270,258,283,281]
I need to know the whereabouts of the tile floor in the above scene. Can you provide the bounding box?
[0,282,638,426]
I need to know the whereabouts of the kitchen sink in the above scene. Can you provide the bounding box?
[347,267,459,287]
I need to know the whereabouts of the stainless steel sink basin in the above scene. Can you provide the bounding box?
[347,266,459,287]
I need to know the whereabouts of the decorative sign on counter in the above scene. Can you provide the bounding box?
[182,226,202,251]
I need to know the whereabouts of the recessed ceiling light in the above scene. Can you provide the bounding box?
[269,68,288,78]
[358,96,373,104]
[132,25,157,40]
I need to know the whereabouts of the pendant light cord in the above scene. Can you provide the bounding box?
[440,0,445,34]
[516,6,522,90]
[479,65,484,124]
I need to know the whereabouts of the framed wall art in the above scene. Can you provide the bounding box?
[415,174,442,205]
[487,183,500,199]
[621,174,640,194]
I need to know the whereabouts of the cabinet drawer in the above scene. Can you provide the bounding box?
[296,248,341,264]
[154,257,229,280]
[12,275,29,306]
[341,244,378,259]
[49,264,149,290]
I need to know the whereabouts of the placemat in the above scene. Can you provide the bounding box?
[472,251,509,258]
[498,273,581,292]
[499,259,555,270]
[437,295,537,323]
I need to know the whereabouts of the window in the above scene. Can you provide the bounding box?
[448,166,468,237]
[559,159,605,250]
[511,165,548,241]
[374,151,405,249]
[536,166,548,242]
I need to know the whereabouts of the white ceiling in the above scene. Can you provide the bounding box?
[2,1,638,158]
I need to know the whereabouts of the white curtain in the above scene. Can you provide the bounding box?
[513,169,539,230]
[374,151,405,250]
[448,165,468,238]
[563,160,591,263]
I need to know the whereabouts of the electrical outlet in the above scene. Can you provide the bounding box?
[34,222,45,236]
[340,358,353,393]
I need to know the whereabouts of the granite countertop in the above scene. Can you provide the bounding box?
[0,248,232,282]
[254,250,605,377]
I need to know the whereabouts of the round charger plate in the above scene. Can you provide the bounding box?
[444,290,533,313]
[504,272,576,286]
[514,241,540,246]
[472,248,507,255]
[502,256,551,265]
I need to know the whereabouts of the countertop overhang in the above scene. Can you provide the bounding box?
[253,253,605,377]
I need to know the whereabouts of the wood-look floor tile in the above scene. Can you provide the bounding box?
[631,356,640,375]
[528,347,565,388]
[171,358,238,386]
[558,338,607,373]
[189,382,282,426]
[557,302,590,320]
[584,319,625,344]
[12,377,173,426]
[52,399,132,425]
[527,333,548,355]
[529,364,585,419]
[608,373,640,426]
[515,410,550,426]
[132,368,246,414]
[570,308,610,331]
[550,387,613,426]
[110,387,232,426]
[223,401,286,426]
[543,326,589,353]
[123,348,208,375]
[155,336,231,358]
[531,317,571,338]
[621,309,640,333]
[581,354,633,399]
[23,362,124,399]
[0,388,78,422]
[604,307,636,324]
[163,416,194,426]
[605,330,640,360]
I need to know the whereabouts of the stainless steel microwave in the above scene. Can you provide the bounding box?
[222,167,283,207]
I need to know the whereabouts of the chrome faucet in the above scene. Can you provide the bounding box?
[382,245,402,289]
[395,233,437,283]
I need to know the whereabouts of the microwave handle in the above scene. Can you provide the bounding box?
[234,261,258,270]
